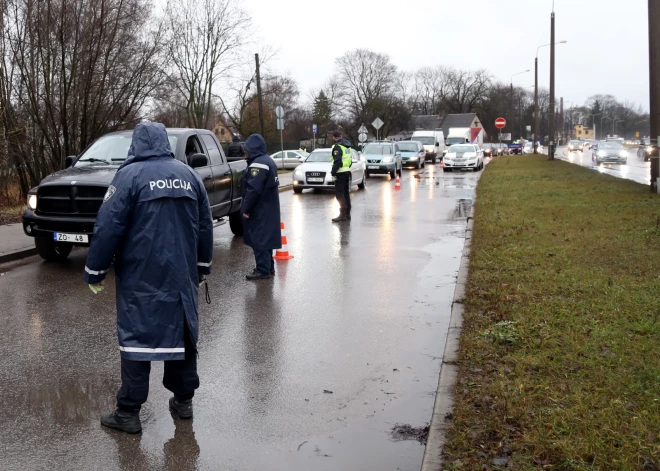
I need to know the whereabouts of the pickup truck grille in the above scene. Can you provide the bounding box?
[38,185,107,216]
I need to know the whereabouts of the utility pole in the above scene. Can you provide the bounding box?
[548,9,556,160]
[534,56,539,153]
[649,0,660,192]
[560,97,564,145]
[255,53,265,137]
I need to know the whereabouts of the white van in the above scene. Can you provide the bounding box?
[411,130,445,164]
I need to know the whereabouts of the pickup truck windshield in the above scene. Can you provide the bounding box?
[305,151,332,162]
[75,134,179,167]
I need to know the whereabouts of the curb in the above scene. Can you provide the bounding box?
[0,247,38,265]
[278,184,293,192]
[421,204,474,471]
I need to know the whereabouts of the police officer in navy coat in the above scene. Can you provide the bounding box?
[241,134,282,280]
[83,122,214,434]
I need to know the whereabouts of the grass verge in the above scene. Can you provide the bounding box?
[444,156,660,470]
[0,205,23,225]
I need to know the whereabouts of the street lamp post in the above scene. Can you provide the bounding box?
[534,40,567,154]
[649,0,660,191]
[549,7,556,160]
[614,119,624,137]
[601,116,610,139]
[511,69,530,140]
[591,113,601,140]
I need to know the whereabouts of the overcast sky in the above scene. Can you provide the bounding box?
[244,0,650,111]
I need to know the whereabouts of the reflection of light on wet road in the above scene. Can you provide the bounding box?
[410,173,417,202]
[290,195,304,257]
[620,165,629,179]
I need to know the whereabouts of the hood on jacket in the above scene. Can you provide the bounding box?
[232,135,241,143]
[119,122,173,170]
[245,134,268,163]
[334,138,352,148]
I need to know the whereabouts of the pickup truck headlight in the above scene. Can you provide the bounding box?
[382,157,393,163]
[27,194,38,210]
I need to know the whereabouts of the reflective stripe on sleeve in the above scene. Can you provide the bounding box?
[119,346,185,354]
[249,163,269,170]
[197,261,212,267]
[85,266,110,276]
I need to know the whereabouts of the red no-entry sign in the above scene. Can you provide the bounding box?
[495,117,506,129]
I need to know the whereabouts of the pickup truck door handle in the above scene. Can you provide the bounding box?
[222,171,231,177]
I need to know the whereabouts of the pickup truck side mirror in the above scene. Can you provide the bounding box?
[64,156,76,168]
[435,142,440,146]
[190,153,208,169]
[395,151,401,157]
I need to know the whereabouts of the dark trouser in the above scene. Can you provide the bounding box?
[335,172,351,215]
[253,248,274,275]
[116,324,199,413]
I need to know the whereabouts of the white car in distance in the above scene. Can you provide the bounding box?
[292,148,367,194]
[443,144,484,172]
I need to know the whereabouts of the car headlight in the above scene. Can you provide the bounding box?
[382,157,393,163]
[647,146,653,153]
[619,151,628,157]
[597,150,606,157]
[294,169,303,177]
[409,156,418,160]
[27,194,38,210]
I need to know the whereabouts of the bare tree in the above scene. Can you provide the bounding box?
[164,0,250,129]
[411,66,447,115]
[1,0,164,196]
[442,68,492,114]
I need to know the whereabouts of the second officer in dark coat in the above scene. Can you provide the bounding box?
[241,134,282,280]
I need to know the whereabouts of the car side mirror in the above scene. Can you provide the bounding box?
[64,155,76,168]
[395,151,401,157]
[190,153,208,169]
[435,142,440,146]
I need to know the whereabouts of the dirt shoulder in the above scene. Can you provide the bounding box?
[443,156,660,470]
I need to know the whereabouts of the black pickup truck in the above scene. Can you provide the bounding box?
[22,128,246,261]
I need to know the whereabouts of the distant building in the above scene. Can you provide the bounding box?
[438,113,486,139]
[212,118,236,145]
[574,124,594,140]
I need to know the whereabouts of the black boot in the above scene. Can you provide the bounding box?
[332,213,348,222]
[169,397,193,419]
[101,409,142,434]
[246,268,270,280]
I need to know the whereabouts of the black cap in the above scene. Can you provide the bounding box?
[332,130,342,138]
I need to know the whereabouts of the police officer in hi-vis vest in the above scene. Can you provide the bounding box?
[330,130,353,222]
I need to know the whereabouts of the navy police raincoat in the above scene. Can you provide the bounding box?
[83,123,214,362]
[241,134,282,250]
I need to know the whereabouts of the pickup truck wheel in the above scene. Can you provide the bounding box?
[229,211,244,236]
[35,237,72,262]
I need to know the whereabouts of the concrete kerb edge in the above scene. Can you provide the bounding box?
[278,184,293,192]
[420,204,474,471]
[0,247,37,265]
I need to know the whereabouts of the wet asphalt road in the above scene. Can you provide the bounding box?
[556,145,650,185]
[0,162,481,471]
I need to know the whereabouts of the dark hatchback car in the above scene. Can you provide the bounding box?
[396,141,427,169]
[637,138,655,161]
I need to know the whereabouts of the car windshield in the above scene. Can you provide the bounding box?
[483,144,493,149]
[599,141,623,149]
[363,144,394,155]
[414,136,435,145]
[305,151,332,162]
[642,138,651,145]
[74,134,178,167]
[449,145,474,153]
[397,143,419,152]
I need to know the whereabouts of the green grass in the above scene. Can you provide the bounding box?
[444,156,660,470]
[0,204,23,225]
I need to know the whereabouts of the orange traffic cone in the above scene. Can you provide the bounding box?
[394,174,401,190]
[273,222,294,260]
